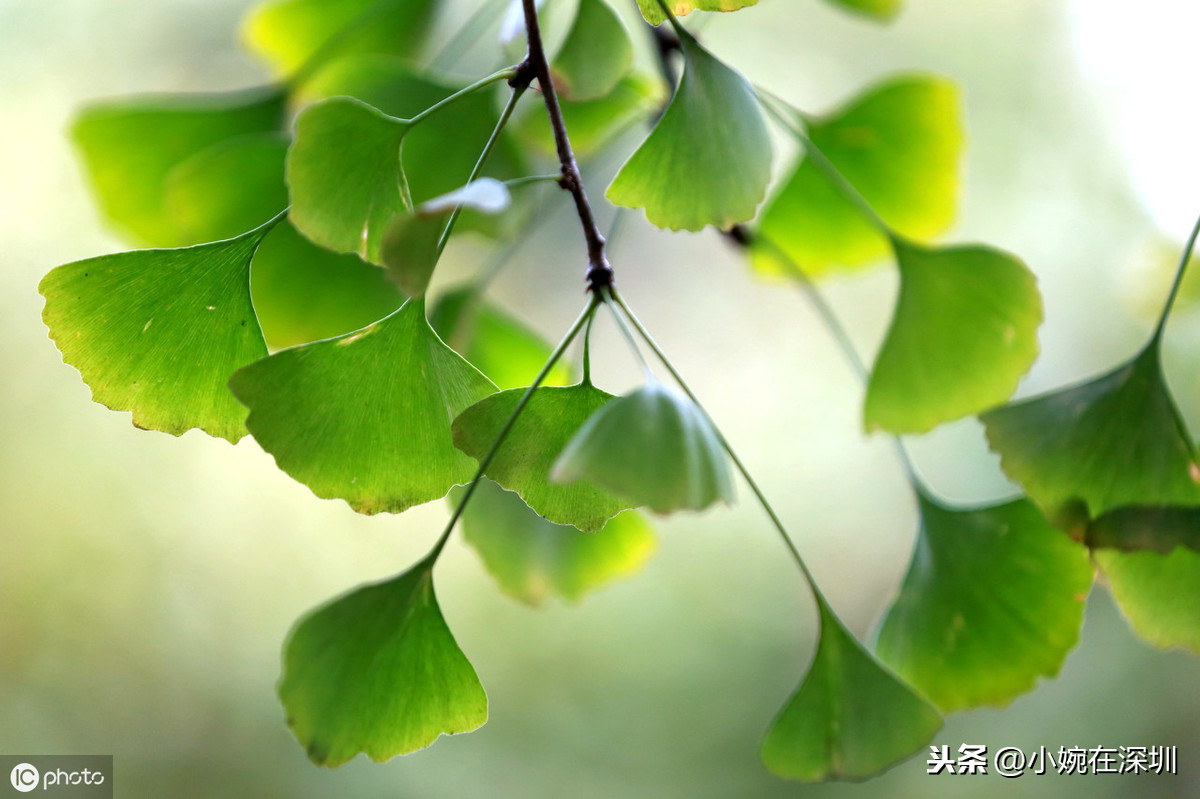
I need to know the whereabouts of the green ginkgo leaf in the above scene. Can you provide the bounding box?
[824,0,901,21]
[163,132,290,246]
[1087,506,1200,553]
[761,598,942,781]
[72,87,286,246]
[286,97,411,264]
[551,0,633,101]
[296,57,524,210]
[551,380,735,514]
[636,0,757,26]
[279,557,487,767]
[864,239,1042,434]
[241,0,439,78]
[430,289,572,390]
[250,221,403,351]
[606,35,772,231]
[40,221,277,442]
[228,299,496,514]
[1095,547,1200,654]
[453,384,634,533]
[382,179,512,298]
[515,74,660,158]
[754,75,962,278]
[876,496,1092,713]
[454,479,656,605]
[981,345,1200,534]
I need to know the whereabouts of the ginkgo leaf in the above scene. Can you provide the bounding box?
[279,558,487,767]
[1087,506,1200,553]
[72,87,286,246]
[823,0,901,21]
[515,74,660,158]
[295,57,525,235]
[286,97,411,264]
[40,221,277,443]
[551,0,633,101]
[228,299,496,514]
[981,345,1200,534]
[453,384,635,533]
[382,179,512,299]
[163,132,290,246]
[453,479,656,605]
[606,34,772,231]
[875,496,1092,713]
[864,239,1042,434]
[1095,547,1200,654]
[430,288,573,390]
[761,598,942,781]
[551,380,735,514]
[241,0,439,78]
[636,0,757,26]
[250,221,403,351]
[754,75,962,278]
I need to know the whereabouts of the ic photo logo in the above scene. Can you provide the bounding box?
[9,764,38,793]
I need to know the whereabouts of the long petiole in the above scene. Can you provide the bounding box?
[428,295,602,561]
[408,67,518,126]
[609,288,822,596]
[435,85,528,258]
[1152,211,1200,344]
[752,232,929,495]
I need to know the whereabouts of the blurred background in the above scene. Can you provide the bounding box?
[3,0,1200,795]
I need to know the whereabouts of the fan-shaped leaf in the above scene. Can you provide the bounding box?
[636,0,757,26]
[453,384,633,533]
[280,558,486,766]
[286,97,411,264]
[762,598,942,781]
[250,221,403,351]
[876,496,1092,712]
[606,35,771,231]
[241,0,439,78]
[864,239,1042,434]
[40,222,277,442]
[981,345,1200,535]
[295,57,525,236]
[1096,547,1200,654]
[72,87,286,246]
[454,479,655,605]
[551,380,735,513]
[754,75,962,277]
[228,299,496,514]
[551,0,633,101]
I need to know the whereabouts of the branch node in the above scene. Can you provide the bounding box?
[509,58,537,90]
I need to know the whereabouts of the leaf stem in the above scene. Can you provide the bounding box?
[747,231,928,494]
[407,67,519,126]
[435,85,528,258]
[428,296,601,561]
[756,90,892,237]
[650,0,690,41]
[520,0,614,291]
[603,293,655,379]
[1152,211,1200,344]
[608,289,823,598]
[504,173,564,189]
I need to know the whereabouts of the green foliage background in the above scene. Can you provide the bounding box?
[2,0,1200,795]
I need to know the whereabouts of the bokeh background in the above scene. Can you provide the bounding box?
[3,0,1200,796]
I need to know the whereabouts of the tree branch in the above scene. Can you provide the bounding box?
[520,0,613,292]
